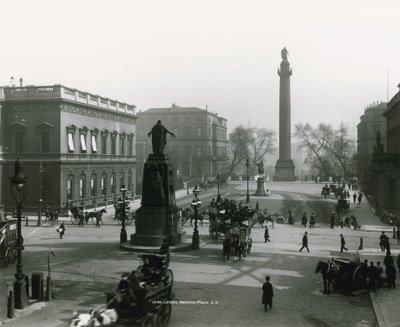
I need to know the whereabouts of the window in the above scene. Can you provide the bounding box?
[120,171,125,189]
[208,146,212,156]
[79,175,86,201]
[120,135,125,155]
[184,127,191,136]
[91,135,97,152]
[68,132,75,152]
[197,127,202,137]
[128,135,133,155]
[67,176,73,201]
[80,134,87,152]
[111,134,117,155]
[15,131,24,153]
[90,175,97,197]
[101,173,107,196]
[101,133,107,154]
[208,127,211,137]
[39,131,49,153]
[196,146,202,157]
[111,173,116,195]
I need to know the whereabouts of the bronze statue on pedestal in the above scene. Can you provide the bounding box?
[148,120,176,155]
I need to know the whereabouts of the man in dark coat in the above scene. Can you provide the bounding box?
[264,226,270,243]
[330,212,336,229]
[367,262,377,292]
[299,232,310,252]
[262,276,274,312]
[340,234,348,252]
[301,213,307,227]
[386,263,397,289]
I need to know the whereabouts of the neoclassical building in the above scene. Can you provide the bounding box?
[357,101,387,192]
[370,89,400,216]
[0,84,137,214]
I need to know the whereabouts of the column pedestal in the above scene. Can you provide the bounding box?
[254,178,266,196]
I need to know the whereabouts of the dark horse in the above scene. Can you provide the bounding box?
[85,209,107,224]
[315,260,335,294]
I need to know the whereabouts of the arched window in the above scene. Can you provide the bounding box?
[111,172,116,195]
[128,171,132,193]
[120,171,125,190]
[101,172,107,196]
[67,174,74,201]
[90,172,97,197]
[79,174,87,202]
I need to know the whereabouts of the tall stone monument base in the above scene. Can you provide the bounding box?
[274,159,296,181]
[254,177,266,196]
[130,154,183,247]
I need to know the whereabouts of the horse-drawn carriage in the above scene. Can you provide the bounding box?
[335,199,350,218]
[0,220,17,267]
[69,206,107,225]
[315,257,366,294]
[70,253,174,327]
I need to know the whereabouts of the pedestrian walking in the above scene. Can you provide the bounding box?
[340,234,348,252]
[264,226,270,243]
[379,232,389,252]
[367,262,377,292]
[261,276,274,312]
[386,264,397,289]
[309,213,315,228]
[301,213,307,228]
[54,210,59,223]
[95,214,102,228]
[223,236,231,260]
[49,211,55,226]
[57,222,66,239]
[299,231,310,252]
[330,211,336,229]
[357,192,363,208]
[377,261,383,288]
[352,193,357,204]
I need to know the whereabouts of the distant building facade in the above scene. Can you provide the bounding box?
[357,101,387,191]
[370,91,400,215]
[0,84,137,214]
[136,104,228,193]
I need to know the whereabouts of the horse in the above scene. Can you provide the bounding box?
[315,260,336,294]
[85,209,107,225]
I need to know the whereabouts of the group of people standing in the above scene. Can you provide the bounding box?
[363,252,398,291]
[301,212,316,228]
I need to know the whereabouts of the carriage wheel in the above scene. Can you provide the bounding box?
[352,266,366,291]
[164,269,174,287]
[141,314,157,327]
[70,216,79,225]
[157,303,172,327]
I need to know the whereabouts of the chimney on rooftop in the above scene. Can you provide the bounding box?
[10,77,14,87]
[19,78,23,87]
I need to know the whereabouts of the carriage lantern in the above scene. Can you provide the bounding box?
[191,186,202,250]
[119,185,128,244]
[9,158,29,309]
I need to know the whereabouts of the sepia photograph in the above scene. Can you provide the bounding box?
[0,0,399,326]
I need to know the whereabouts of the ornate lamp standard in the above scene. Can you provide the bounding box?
[119,185,128,243]
[217,173,220,198]
[191,185,202,250]
[9,158,29,309]
[245,158,250,203]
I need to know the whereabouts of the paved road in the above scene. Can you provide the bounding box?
[1,182,380,327]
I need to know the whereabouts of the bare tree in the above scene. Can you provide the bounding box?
[249,127,276,173]
[226,126,251,177]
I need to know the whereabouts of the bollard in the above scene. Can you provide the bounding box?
[7,290,15,318]
[358,236,363,250]
[46,276,52,301]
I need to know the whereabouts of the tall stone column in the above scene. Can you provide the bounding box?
[274,48,296,181]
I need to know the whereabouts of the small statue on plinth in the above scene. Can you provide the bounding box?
[257,161,264,176]
[281,47,289,60]
[147,120,176,155]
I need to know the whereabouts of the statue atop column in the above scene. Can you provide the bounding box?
[281,47,289,60]
[147,120,176,155]
[257,161,264,175]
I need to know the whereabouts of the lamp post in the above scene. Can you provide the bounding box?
[37,161,43,226]
[9,158,29,309]
[217,173,220,198]
[119,185,128,244]
[245,158,250,203]
[191,185,202,250]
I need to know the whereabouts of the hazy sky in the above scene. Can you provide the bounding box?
[2,0,399,137]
